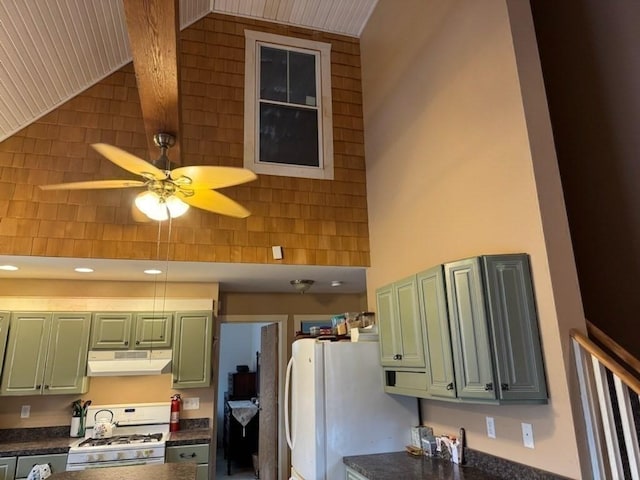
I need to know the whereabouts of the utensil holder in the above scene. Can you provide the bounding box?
[70,417,82,437]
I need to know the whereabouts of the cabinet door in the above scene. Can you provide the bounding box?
[134,312,172,349]
[346,467,368,480]
[16,454,67,479]
[0,311,10,375]
[172,311,213,388]
[482,255,548,401]
[376,284,398,366]
[43,313,91,395]
[417,266,456,398]
[395,276,425,368]
[0,457,16,480]
[90,313,133,349]
[0,312,52,396]
[445,258,496,400]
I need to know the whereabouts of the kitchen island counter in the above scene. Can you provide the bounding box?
[344,452,501,480]
[49,462,197,480]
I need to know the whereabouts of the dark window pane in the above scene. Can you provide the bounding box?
[260,46,287,102]
[289,51,316,106]
[259,103,319,167]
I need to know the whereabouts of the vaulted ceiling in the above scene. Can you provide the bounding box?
[0,0,377,143]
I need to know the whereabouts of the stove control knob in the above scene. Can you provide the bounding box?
[97,454,105,462]
[88,455,95,462]
[117,452,125,460]
[144,450,153,458]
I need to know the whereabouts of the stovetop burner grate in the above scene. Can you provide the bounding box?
[78,433,164,447]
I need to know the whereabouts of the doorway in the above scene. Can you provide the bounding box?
[214,315,288,480]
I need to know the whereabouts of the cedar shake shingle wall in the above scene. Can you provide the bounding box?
[0,13,369,267]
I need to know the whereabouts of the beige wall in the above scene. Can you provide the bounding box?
[361,1,585,478]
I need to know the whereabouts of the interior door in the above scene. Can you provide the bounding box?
[259,323,278,480]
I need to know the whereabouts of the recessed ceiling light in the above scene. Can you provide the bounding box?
[0,265,19,271]
[144,269,163,275]
[331,280,343,287]
[74,267,94,273]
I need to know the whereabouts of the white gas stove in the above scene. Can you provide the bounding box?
[66,403,171,471]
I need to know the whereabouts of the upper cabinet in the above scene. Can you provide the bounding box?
[172,311,213,389]
[380,253,548,405]
[1,312,91,396]
[90,312,172,349]
[376,276,426,369]
[0,312,9,375]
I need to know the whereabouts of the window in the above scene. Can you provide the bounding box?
[244,30,334,180]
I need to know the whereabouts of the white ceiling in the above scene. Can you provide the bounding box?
[0,255,367,294]
[0,0,375,294]
[0,0,378,142]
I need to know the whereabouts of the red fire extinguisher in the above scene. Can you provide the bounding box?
[170,394,181,432]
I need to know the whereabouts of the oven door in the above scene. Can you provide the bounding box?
[65,457,165,471]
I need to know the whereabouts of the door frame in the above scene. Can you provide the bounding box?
[216,314,289,480]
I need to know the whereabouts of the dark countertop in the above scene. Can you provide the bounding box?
[344,452,502,480]
[48,463,196,480]
[167,427,211,446]
[0,437,73,457]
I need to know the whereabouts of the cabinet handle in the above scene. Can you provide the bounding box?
[393,354,402,360]
[501,383,510,391]
[124,341,129,346]
[446,383,454,390]
[179,452,197,458]
[136,340,140,345]
[484,383,494,391]
[44,385,50,390]
[36,384,41,390]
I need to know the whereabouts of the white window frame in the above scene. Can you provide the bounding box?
[244,30,334,180]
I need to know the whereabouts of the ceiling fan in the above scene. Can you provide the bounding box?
[39,0,256,221]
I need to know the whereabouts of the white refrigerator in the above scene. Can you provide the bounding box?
[285,338,419,480]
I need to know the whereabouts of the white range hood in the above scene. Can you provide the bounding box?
[87,350,172,376]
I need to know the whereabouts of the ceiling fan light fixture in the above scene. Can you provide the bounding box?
[134,190,188,221]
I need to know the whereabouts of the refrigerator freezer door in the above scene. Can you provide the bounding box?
[289,339,325,480]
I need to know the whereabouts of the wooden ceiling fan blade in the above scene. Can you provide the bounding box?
[177,189,251,218]
[123,0,182,163]
[170,166,257,189]
[40,179,146,190]
[92,143,166,179]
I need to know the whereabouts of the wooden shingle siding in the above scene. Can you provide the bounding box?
[0,13,369,267]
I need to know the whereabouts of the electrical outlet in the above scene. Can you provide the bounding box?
[522,423,535,448]
[486,416,496,438]
[20,405,30,418]
[182,397,200,410]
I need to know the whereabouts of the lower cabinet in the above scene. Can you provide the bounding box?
[166,444,209,480]
[0,457,16,480]
[15,454,67,480]
[346,466,368,480]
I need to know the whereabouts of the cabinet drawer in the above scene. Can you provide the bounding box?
[16,454,67,478]
[165,444,209,464]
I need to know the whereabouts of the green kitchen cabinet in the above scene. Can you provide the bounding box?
[16,454,67,480]
[346,466,368,480]
[445,254,547,403]
[90,312,172,349]
[416,265,456,399]
[1,312,91,396]
[0,457,16,480]
[165,444,209,480]
[0,311,10,375]
[172,311,213,388]
[376,276,425,368]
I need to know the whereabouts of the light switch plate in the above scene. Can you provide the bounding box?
[522,423,535,448]
[486,416,496,438]
[182,397,199,410]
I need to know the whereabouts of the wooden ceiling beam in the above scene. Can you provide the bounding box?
[123,0,182,166]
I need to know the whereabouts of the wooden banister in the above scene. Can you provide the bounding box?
[586,320,640,377]
[570,328,640,395]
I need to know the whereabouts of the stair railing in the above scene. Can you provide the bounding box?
[571,326,640,479]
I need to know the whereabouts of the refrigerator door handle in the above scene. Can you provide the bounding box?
[285,355,294,450]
